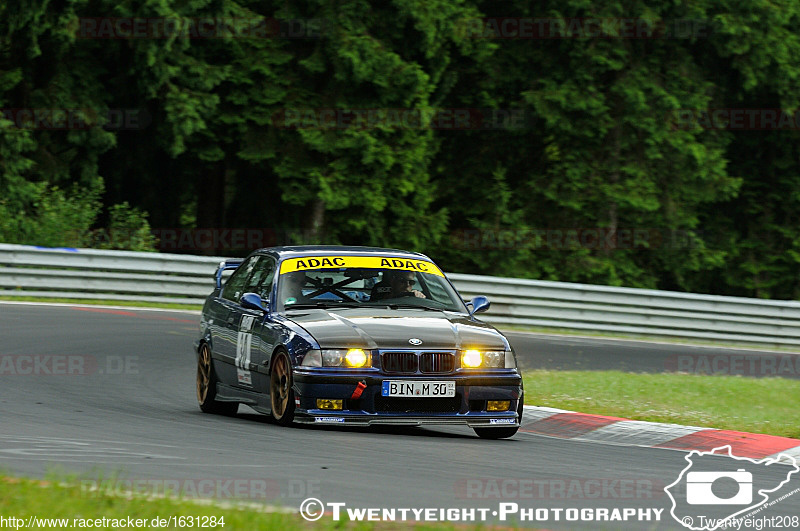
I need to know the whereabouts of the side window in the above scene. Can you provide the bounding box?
[422,275,453,305]
[244,257,276,301]
[221,256,259,302]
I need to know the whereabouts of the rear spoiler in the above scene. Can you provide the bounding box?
[214,259,243,290]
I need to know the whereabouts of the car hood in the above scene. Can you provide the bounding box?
[285,308,510,351]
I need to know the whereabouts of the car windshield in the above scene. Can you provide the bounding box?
[276,256,467,313]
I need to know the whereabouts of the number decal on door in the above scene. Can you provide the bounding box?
[236,315,256,386]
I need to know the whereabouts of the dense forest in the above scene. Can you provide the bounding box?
[2,0,800,299]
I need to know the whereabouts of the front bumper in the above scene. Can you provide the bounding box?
[292,369,523,427]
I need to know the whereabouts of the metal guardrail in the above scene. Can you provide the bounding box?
[2,243,800,346]
[0,244,223,305]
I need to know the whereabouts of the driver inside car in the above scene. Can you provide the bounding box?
[370,270,426,301]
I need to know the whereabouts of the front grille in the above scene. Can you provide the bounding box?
[419,352,455,373]
[380,350,455,374]
[374,395,462,413]
[381,352,418,373]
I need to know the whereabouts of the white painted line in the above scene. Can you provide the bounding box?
[521,405,573,427]
[523,405,572,415]
[577,420,710,446]
[0,300,201,315]
[766,446,800,465]
[517,407,800,469]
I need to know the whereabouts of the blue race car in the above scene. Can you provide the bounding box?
[195,246,523,438]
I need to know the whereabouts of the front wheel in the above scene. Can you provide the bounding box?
[197,343,238,415]
[269,350,295,426]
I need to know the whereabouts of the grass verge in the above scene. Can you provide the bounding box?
[0,475,470,530]
[503,324,800,353]
[523,370,800,439]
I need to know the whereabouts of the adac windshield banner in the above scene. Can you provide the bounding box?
[279,256,444,277]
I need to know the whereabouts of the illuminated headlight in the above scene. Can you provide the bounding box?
[462,349,482,368]
[345,348,368,368]
[311,348,371,368]
[461,350,516,369]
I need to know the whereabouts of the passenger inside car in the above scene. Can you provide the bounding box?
[280,271,310,305]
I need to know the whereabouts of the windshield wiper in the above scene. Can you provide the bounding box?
[285,302,362,310]
[386,304,444,312]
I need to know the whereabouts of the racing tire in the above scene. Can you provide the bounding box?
[269,349,296,426]
[197,343,238,415]
[473,395,523,439]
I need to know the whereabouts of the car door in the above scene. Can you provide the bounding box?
[212,254,261,385]
[236,256,279,391]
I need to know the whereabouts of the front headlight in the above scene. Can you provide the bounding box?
[300,349,321,367]
[460,349,515,369]
[345,348,368,368]
[303,348,371,368]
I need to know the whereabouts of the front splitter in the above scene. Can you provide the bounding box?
[295,413,519,428]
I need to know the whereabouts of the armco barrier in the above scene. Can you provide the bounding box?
[1,243,799,346]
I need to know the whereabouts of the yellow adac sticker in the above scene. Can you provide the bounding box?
[279,256,444,276]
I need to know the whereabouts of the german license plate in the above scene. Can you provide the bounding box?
[381,381,455,397]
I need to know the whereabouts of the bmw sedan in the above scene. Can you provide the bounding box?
[195,246,524,438]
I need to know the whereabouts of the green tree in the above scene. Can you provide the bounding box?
[690,0,800,298]
[434,0,741,290]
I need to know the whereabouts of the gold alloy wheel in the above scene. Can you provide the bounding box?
[197,344,211,405]
[270,352,290,419]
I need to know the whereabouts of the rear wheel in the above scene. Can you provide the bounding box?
[197,343,238,415]
[269,350,295,426]
[473,396,523,439]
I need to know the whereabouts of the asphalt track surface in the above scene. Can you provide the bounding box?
[1,303,798,530]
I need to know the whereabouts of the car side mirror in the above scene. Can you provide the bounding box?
[469,296,491,316]
[240,292,268,314]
